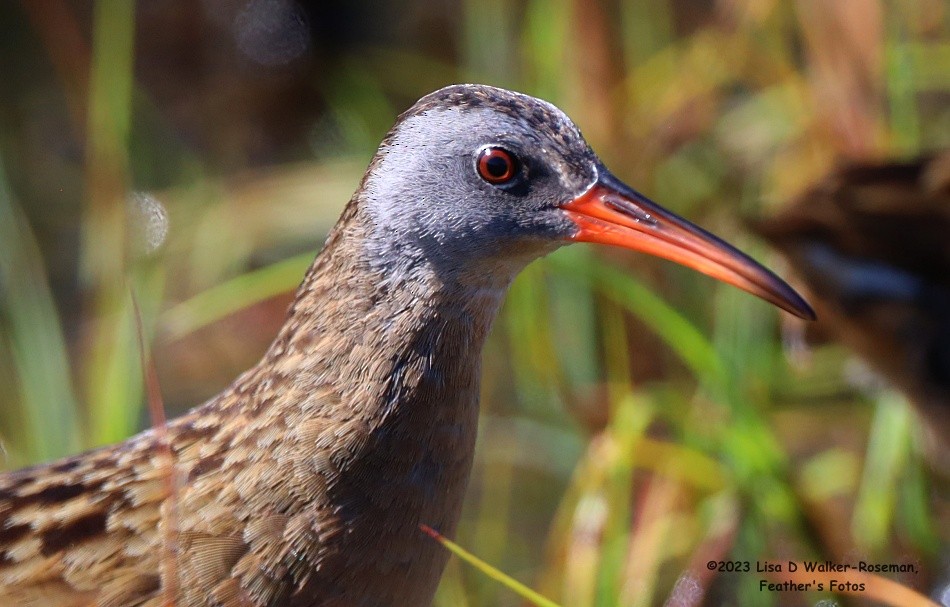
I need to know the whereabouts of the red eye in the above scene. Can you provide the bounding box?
[477,147,517,184]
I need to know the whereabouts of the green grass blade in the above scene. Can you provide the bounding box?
[421,524,563,607]
[0,159,81,465]
[82,0,140,446]
[161,251,314,340]
[852,391,912,552]
[547,249,726,389]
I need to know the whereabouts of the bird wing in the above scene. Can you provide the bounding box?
[0,435,166,606]
[0,382,349,607]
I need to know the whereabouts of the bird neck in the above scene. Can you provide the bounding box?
[175,199,527,603]
[235,201,516,568]
[261,202,514,421]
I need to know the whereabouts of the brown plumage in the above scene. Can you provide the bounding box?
[755,152,950,464]
[0,84,812,606]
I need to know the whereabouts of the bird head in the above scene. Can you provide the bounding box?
[360,84,814,320]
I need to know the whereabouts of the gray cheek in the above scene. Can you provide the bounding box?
[358,103,589,275]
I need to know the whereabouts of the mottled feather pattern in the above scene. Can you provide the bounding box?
[0,84,599,606]
[0,199,508,606]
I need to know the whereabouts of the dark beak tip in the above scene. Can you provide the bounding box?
[771,277,817,321]
[568,172,820,322]
[790,298,818,321]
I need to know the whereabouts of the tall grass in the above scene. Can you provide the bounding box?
[0,1,946,605]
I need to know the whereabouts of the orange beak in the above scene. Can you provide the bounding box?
[560,171,815,320]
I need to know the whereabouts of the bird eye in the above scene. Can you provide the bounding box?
[477,147,518,185]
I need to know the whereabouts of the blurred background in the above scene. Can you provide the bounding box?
[0,1,948,605]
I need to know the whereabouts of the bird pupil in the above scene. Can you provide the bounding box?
[486,155,509,177]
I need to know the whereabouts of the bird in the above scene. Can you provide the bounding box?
[755,152,950,466]
[0,84,814,607]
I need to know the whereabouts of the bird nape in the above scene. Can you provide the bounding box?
[0,84,813,607]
